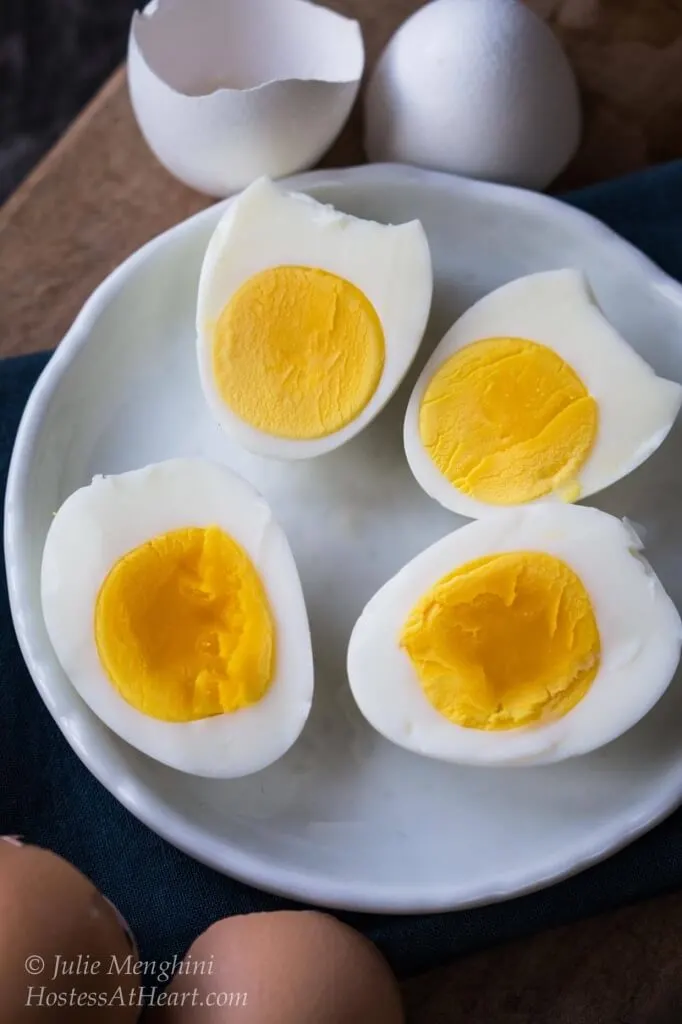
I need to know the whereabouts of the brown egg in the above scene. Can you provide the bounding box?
[0,839,140,1021]
[150,910,404,1024]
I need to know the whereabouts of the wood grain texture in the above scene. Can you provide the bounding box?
[0,67,208,359]
[402,889,682,1023]
[2,2,682,1022]
[527,0,682,188]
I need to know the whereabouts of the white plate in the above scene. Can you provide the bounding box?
[6,164,682,914]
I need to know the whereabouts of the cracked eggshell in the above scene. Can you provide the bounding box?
[127,0,364,196]
[364,0,581,191]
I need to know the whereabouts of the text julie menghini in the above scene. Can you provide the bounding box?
[26,952,215,985]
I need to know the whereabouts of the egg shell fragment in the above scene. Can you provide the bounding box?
[347,504,682,767]
[40,459,314,779]
[128,0,365,196]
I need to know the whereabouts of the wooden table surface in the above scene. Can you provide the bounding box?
[2,1,682,1020]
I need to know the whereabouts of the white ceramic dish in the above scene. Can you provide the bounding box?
[6,164,682,914]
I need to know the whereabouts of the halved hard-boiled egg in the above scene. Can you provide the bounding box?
[41,459,313,777]
[347,504,682,766]
[404,269,682,517]
[196,176,433,458]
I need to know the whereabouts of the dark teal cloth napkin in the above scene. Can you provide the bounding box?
[3,161,682,979]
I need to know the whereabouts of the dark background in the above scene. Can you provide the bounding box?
[0,0,139,202]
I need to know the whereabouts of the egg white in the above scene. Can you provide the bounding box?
[404,269,682,517]
[40,458,313,778]
[196,176,433,459]
[347,504,682,766]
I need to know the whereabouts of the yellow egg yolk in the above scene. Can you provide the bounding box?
[419,337,599,505]
[400,551,600,730]
[95,526,275,722]
[212,266,385,439]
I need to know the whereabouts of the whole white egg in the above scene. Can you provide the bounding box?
[347,504,682,766]
[196,177,433,459]
[404,269,682,517]
[40,459,313,778]
[364,0,582,190]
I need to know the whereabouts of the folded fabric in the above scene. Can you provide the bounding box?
[3,161,682,979]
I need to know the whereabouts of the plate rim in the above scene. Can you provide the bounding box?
[6,161,682,913]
